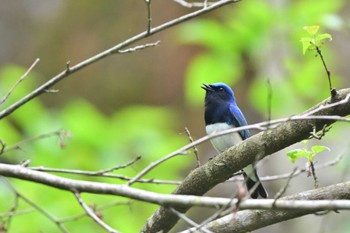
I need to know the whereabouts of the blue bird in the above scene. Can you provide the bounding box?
[202,82,267,199]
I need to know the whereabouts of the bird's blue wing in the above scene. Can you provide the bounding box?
[229,104,250,140]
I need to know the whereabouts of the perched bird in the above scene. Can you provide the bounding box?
[202,82,267,199]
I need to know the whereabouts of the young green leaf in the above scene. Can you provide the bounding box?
[287,149,309,163]
[300,37,313,55]
[311,145,330,154]
[303,25,320,36]
[287,144,330,163]
[317,33,332,41]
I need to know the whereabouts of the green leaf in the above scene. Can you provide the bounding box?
[317,33,332,41]
[300,37,313,54]
[287,149,309,163]
[311,145,330,154]
[303,25,320,36]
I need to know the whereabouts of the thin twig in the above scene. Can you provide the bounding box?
[197,193,240,231]
[127,148,188,186]
[315,46,336,97]
[273,168,298,205]
[145,0,152,34]
[2,188,19,232]
[30,165,181,185]
[1,178,68,233]
[59,201,131,223]
[118,41,160,54]
[169,207,213,233]
[0,209,35,218]
[0,139,5,156]
[228,152,344,183]
[3,130,69,154]
[184,127,200,167]
[92,156,141,175]
[308,161,319,189]
[266,78,272,123]
[0,58,40,106]
[73,192,119,233]
[173,0,215,8]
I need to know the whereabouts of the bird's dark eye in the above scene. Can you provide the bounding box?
[219,87,224,92]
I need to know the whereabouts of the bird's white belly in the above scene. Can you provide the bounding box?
[206,123,242,153]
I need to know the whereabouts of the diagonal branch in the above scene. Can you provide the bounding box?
[0,58,40,106]
[0,0,240,120]
[141,88,350,232]
[73,192,119,233]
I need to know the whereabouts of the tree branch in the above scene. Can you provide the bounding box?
[181,182,350,233]
[142,88,350,232]
[73,192,119,233]
[1,163,350,211]
[0,0,240,120]
[1,164,350,233]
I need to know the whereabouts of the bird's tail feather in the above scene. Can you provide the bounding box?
[243,172,268,199]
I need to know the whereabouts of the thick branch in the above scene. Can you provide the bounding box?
[181,182,350,233]
[142,88,350,232]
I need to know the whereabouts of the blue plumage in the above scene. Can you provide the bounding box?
[202,82,267,198]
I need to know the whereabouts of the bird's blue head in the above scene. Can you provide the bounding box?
[201,82,235,105]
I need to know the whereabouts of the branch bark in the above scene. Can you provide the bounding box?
[181,182,350,233]
[141,88,350,232]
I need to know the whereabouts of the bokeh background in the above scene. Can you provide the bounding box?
[1,0,350,232]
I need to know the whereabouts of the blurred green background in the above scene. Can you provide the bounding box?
[1,0,350,232]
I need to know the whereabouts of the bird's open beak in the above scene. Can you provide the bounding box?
[201,83,213,92]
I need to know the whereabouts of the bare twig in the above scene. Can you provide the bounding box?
[127,148,188,186]
[273,168,298,205]
[2,188,19,232]
[92,156,141,175]
[309,124,332,140]
[145,0,152,34]
[173,0,215,8]
[30,165,181,185]
[0,209,34,218]
[65,61,71,74]
[3,130,70,154]
[0,58,40,106]
[118,41,160,54]
[59,201,131,223]
[169,207,213,233]
[228,152,344,184]
[1,178,68,233]
[184,127,200,167]
[308,161,319,189]
[73,192,119,233]
[266,78,272,123]
[315,46,336,97]
[0,139,5,156]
